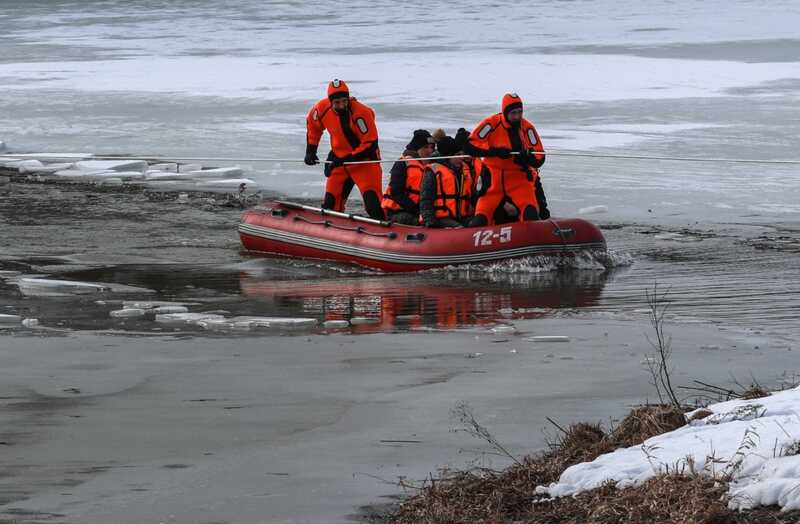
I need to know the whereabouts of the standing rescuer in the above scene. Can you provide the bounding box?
[305,79,385,220]
[380,129,436,225]
[464,93,550,226]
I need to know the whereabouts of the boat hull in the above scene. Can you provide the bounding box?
[239,201,606,272]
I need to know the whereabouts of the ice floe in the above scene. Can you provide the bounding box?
[150,163,178,172]
[110,308,146,318]
[187,166,243,179]
[16,277,111,296]
[323,319,350,329]
[1,151,262,196]
[0,314,22,324]
[152,312,317,330]
[349,317,379,325]
[75,159,148,172]
[151,305,189,314]
[13,277,154,297]
[578,205,609,215]
[122,300,196,309]
[155,312,226,325]
[536,386,800,512]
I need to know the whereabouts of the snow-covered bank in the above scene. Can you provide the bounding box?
[538,386,800,511]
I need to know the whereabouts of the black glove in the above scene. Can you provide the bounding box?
[304,143,319,166]
[515,149,534,167]
[487,147,511,159]
[330,154,345,168]
[323,151,338,177]
[539,206,550,220]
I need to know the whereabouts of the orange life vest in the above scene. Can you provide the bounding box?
[381,155,425,211]
[306,97,381,160]
[429,162,474,220]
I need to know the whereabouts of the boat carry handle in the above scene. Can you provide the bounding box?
[554,227,575,238]
[292,215,397,239]
[405,233,426,243]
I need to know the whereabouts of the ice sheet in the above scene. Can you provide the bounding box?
[15,278,111,297]
[75,160,148,172]
[187,167,244,179]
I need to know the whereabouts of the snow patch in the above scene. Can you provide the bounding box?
[537,386,800,513]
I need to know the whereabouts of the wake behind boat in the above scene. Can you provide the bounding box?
[239,201,606,272]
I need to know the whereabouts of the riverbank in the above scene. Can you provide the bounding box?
[377,388,800,523]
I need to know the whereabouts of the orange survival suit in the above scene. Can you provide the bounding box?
[305,79,385,220]
[464,93,549,226]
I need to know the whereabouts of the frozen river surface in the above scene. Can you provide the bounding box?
[1,1,800,522]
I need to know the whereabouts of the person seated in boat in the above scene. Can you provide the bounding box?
[380,129,436,225]
[419,133,475,228]
[304,79,385,220]
[463,93,550,226]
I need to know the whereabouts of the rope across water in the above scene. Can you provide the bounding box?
[4,151,800,165]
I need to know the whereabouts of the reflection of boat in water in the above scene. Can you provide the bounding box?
[239,270,612,332]
[239,201,606,272]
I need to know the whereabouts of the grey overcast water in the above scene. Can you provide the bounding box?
[1,1,800,522]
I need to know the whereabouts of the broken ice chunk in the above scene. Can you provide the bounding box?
[18,162,76,174]
[178,163,202,173]
[323,320,350,329]
[349,317,379,325]
[154,312,225,325]
[230,316,317,328]
[123,300,195,310]
[150,163,178,173]
[110,308,146,318]
[22,318,40,328]
[491,325,516,334]
[144,171,191,181]
[75,159,148,173]
[16,278,111,297]
[578,205,609,215]
[15,160,44,172]
[152,306,189,314]
[188,167,244,179]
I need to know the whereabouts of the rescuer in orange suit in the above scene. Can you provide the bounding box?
[464,93,550,226]
[304,79,385,220]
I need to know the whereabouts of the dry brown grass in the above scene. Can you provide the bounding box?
[740,385,770,400]
[375,405,800,523]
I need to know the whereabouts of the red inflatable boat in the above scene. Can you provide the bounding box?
[239,201,606,272]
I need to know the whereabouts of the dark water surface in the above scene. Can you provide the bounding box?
[3,178,799,341]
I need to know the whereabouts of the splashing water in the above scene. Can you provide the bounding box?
[429,249,633,277]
